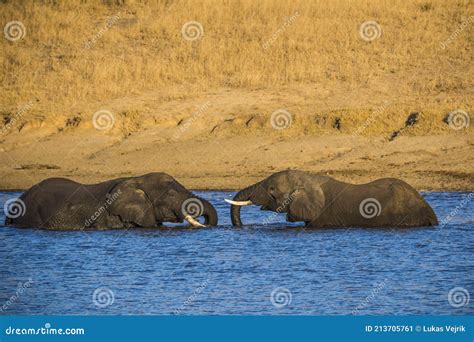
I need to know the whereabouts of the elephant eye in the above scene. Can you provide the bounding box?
[167,189,178,198]
[269,187,274,192]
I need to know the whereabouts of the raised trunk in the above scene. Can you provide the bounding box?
[199,197,218,226]
[230,182,261,226]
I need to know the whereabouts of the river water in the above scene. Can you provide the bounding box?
[0,191,472,315]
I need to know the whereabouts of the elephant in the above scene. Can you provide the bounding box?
[5,173,218,230]
[226,170,438,228]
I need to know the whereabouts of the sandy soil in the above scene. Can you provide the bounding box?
[0,88,472,191]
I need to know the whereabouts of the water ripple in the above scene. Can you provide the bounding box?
[0,191,472,315]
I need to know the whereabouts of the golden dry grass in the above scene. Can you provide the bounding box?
[1,0,472,122]
[0,1,473,190]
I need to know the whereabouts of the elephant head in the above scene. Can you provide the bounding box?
[226,170,328,226]
[106,173,218,228]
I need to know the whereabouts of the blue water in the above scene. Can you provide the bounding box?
[0,191,472,315]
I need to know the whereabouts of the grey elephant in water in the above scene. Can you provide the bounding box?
[5,173,218,229]
[226,170,438,228]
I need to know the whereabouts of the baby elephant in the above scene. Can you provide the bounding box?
[226,170,438,228]
[5,173,218,229]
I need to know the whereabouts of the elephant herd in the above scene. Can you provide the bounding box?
[4,170,438,230]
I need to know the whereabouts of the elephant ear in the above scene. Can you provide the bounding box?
[287,184,325,223]
[106,179,156,227]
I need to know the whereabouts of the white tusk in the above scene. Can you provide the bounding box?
[224,199,253,206]
[184,215,206,228]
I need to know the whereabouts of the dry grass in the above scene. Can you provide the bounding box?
[1,0,472,122]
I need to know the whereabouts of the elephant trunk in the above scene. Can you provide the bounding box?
[230,182,261,227]
[200,197,218,226]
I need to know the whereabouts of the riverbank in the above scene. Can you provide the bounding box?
[0,117,472,191]
[1,86,472,192]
